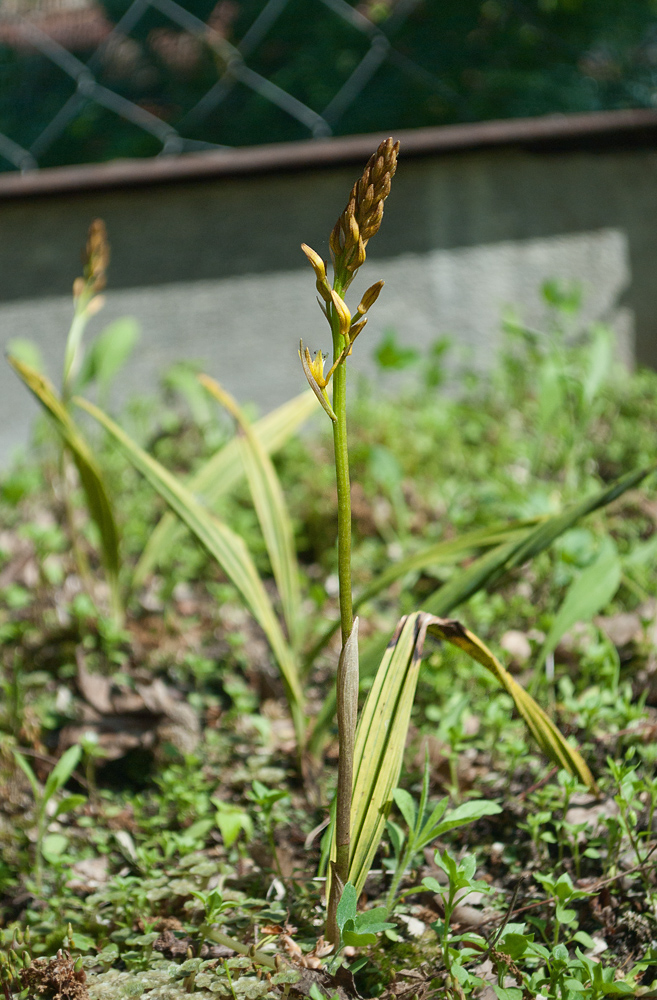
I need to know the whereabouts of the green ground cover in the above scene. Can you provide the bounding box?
[1,162,657,997]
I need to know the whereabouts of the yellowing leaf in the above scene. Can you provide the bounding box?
[75,396,306,749]
[425,618,596,790]
[200,375,302,648]
[7,355,121,610]
[134,389,317,585]
[335,609,595,901]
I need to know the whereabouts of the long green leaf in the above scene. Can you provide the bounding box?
[425,467,649,619]
[303,519,538,673]
[134,389,318,586]
[308,467,651,753]
[200,375,302,648]
[537,537,621,673]
[7,355,121,600]
[425,618,596,790]
[74,396,306,747]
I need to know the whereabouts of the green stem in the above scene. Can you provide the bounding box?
[326,278,355,945]
[386,842,414,912]
[205,929,277,970]
[331,352,353,646]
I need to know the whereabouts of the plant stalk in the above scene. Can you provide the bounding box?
[330,294,354,647]
[326,280,356,944]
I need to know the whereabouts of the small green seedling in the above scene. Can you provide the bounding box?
[423,849,496,980]
[532,872,591,946]
[324,882,394,975]
[13,745,84,893]
[213,800,254,851]
[190,888,236,952]
[386,752,501,910]
[247,780,290,875]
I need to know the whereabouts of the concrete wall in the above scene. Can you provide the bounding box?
[1,135,656,462]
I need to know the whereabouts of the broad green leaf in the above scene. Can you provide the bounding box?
[425,618,596,790]
[77,317,140,396]
[493,987,523,1000]
[41,833,69,861]
[215,804,253,848]
[54,794,87,818]
[353,906,393,931]
[44,745,82,801]
[342,923,377,947]
[336,882,357,933]
[537,538,621,672]
[134,389,317,585]
[417,797,449,841]
[386,819,405,860]
[423,876,444,894]
[200,375,301,647]
[392,788,416,832]
[75,396,306,748]
[417,799,502,849]
[7,356,121,608]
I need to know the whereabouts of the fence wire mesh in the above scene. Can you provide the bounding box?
[0,0,448,172]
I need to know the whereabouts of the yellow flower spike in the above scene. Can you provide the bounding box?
[330,136,399,288]
[329,290,352,339]
[83,218,109,293]
[299,340,337,423]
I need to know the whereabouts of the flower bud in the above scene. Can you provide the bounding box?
[301,243,326,282]
[357,280,384,316]
[329,291,352,338]
[301,243,332,304]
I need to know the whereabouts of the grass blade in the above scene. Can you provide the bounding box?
[536,537,621,674]
[134,389,317,586]
[425,467,650,619]
[200,375,302,648]
[75,396,306,748]
[426,618,596,790]
[7,355,121,606]
[302,520,538,673]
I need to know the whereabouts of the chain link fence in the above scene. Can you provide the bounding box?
[0,0,455,172]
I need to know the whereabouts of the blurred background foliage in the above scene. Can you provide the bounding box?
[2,0,657,170]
